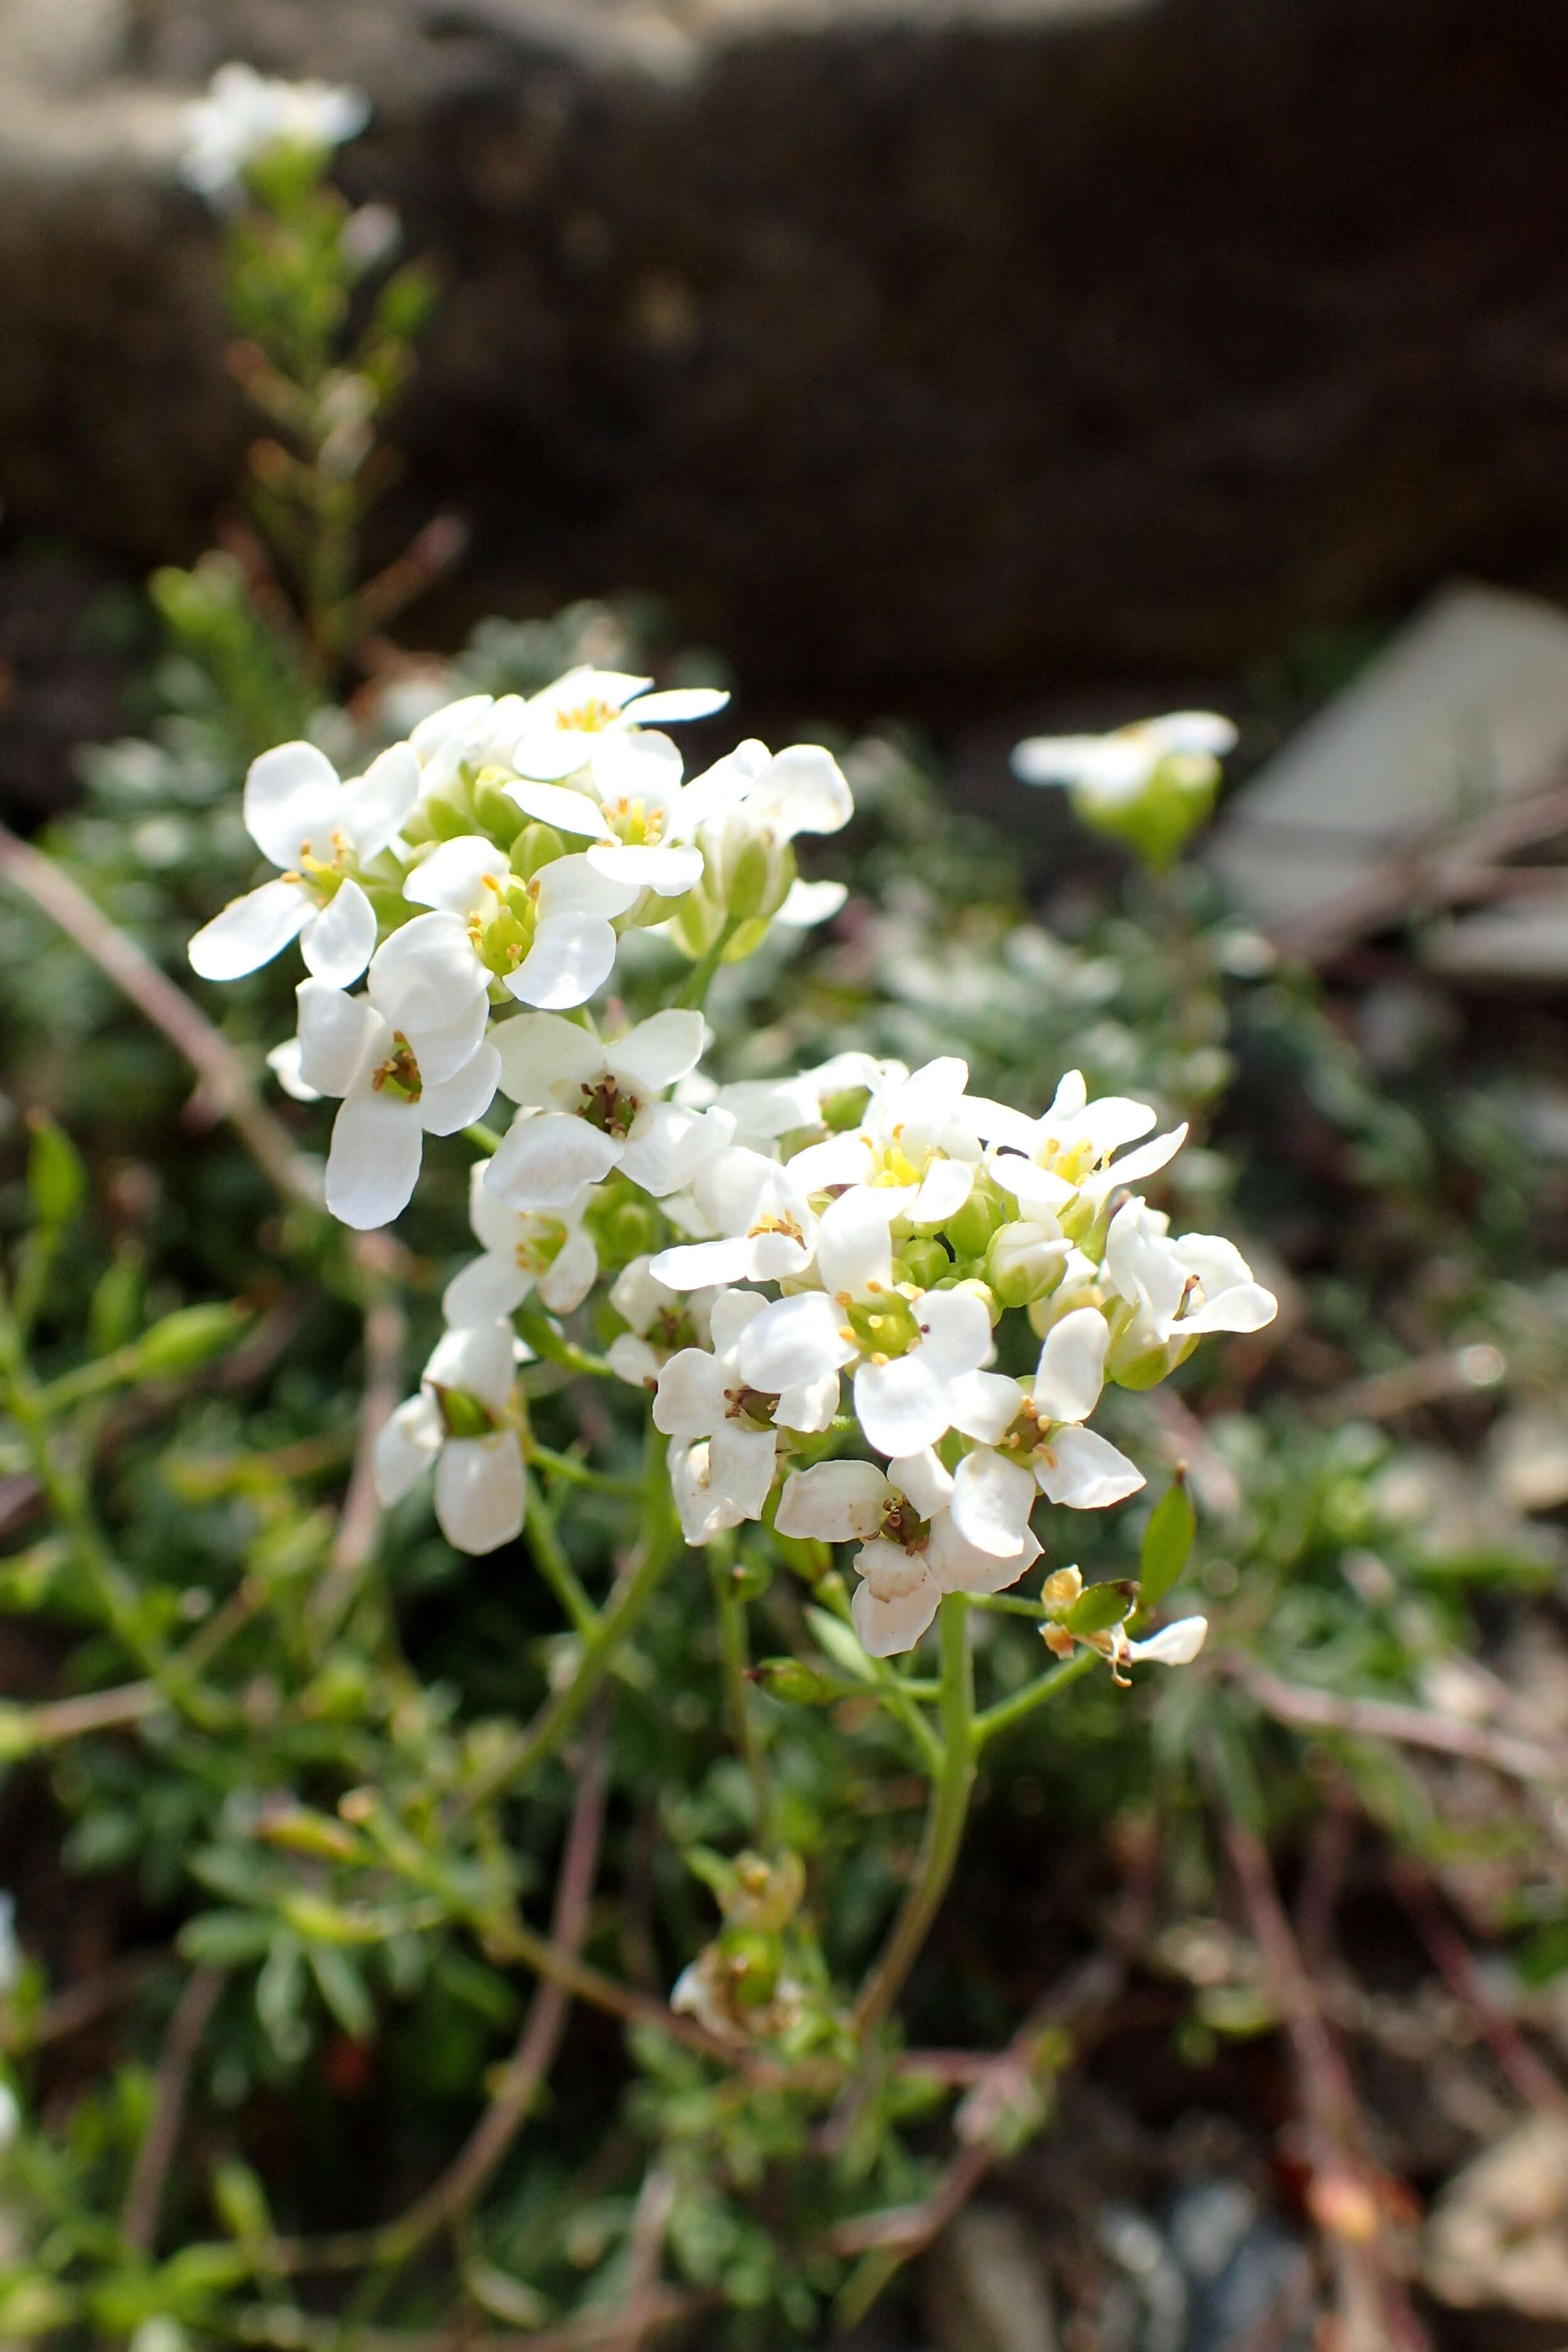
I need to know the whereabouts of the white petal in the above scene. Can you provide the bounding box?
[708,1421,778,1522]
[1149,712,1236,757]
[736,1292,857,1393]
[426,1320,515,1410]
[1035,1426,1145,1510]
[538,1226,598,1314]
[608,1010,709,1096]
[369,910,487,1036]
[910,1158,976,1226]
[505,780,607,834]
[926,1514,1040,1594]
[420,1042,501,1135]
[244,741,339,866]
[816,1187,896,1300]
[342,741,420,859]
[486,1110,621,1208]
[669,1438,736,1545]
[409,692,494,758]
[618,1102,722,1197]
[1033,1308,1109,1426]
[993,1158,1077,1217]
[586,841,704,896]
[326,1089,423,1229]
[508,914,618,1010]
[302,878,377,986]
[373,1394,442,1505]
[406,990,488,1084]
[851,1560,939,1657]
[630,686,731,724]
[404,835,511,913]
[607,1333,662,1390]
[435,1434,524,1554]
[708,1287,769,1358]
[267,1037,321,1102]
[535,852,642,923]
[1081,1124,1189,1207]
[775,1368,841,1433]
[783,1134,877,1192]
[188,877,311,980]
[444,1253,532,1326]
[890,1447,954,1521]
[854,1353,950,1459]
[589,727,685,796]
[649,1235,758,1290]
[467,1157,527,1253]
[652,1348,729,1440]
[913,1287,994,1379]
[774,878,847,928]
[949,1447,1037,1557]
[777,1463,893,1544]
[1180,1283,1278,1336]
[297,979,384,1097]
[1128,1615,1209,1666]
[745,744,853,841]
[948,1369,1025,1445]
[493,1012,604,1109]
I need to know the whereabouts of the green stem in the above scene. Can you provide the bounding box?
[971,1647,1098,1750]
[455,1429,682,1817]
[852,1594,974,2039]
[464,1122,504,1157]
[521,1468,599,1638]
[675,916,741,1011]
[708,1542,770,1836]
[530,1444,641,1499]
[968,1591,1047,1620]
[513,1305,615,1382]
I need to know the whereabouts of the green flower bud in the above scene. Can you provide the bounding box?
[986,1222,1069,1310]
[26,1113,85,1229]
[943,1189,1005,1260]
[472,770,524,847]
[895,1237,950,1290]
[135,1304,249,1377]
[725,835,773,922]
[512,821,566,879]
[751,1657,847,1706]
[718,1926,781,2010]
[820,1087,870,1133]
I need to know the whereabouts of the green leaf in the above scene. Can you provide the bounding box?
[134,1303,249,1378]
[308,1944,375,2041]
[25,1113,85,1228]
[1139,1478,1196,1611]
[178,1910,273,1967]
[1065,1579,1136,1637]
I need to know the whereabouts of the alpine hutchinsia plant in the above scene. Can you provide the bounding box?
[192,677,1276,1661]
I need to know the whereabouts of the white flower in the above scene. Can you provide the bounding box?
[510,667,730,785]
[712,1052,893,1151]
[180,62,370,205]
[294,949,500,1229]
[188,740,418,986]
[653,1289,839,1542]
[733,1190,1000,1459]
[776,1452,1042,1657]
[959,1307,1145,1518]
[504,734,708,900]
[987,1069,1187,1222]
[647,1146,818,1290]
[486,1010,732,1209]
[783,1056,993,1226]
[1103,1199,1278,1366]
[406,692,533,798]
[444,1160,597,1324]
[680,740,854,918]
[606,1256,719,1390]
[402,833,640,1010]
[1010,712,1236,808]
[373,1323,524,1554]
[1125,1616,1209,1668]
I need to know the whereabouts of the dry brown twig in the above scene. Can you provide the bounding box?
[1224,1655,1568,1785]
[121,1964,227,2253]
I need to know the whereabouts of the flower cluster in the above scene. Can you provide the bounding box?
[180,62,371,207]
[193,682,1275,1653]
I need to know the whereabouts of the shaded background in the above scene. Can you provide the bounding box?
[5,0,1568,823]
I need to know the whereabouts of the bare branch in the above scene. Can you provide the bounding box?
[121,1966,226,2253]
[1225,1655,1568,1784]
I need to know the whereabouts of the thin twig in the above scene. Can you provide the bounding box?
[1226,1655,1568,1783]
[605,2164,679,2352]
[6,1680,163,1748]
[231,2289,717,2352]
[310,1270,406,1635]
[1391,1860,1568,2115]
[0,820,317,1212]
[121,1965,226,2253]
[12,1952,160,2050]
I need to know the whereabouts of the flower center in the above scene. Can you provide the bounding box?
[868,1123,928,1189]
[748,1210,803,1245]
[468,871,537,976]
[556,697,621,734]
[513,1217,567,1275]
[599,795,665,847]
[372,1034,422,1102]
[880,1498,930,1553]
[724,1384,778,1433]
[579,1076,638,1138]
[839,1290,922,1361]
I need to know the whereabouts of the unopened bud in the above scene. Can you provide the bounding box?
[136,1303,249,1377]
[944,1189,1005,1260]
[986,1222,1069,1309]
[751,1657,845,1706]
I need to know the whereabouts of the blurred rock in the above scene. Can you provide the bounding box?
[925,2202,1058,2352]
[11,5,1568,710]
[1424,2114,1568,2319]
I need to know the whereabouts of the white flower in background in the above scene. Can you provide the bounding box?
[654,1288,839,1543]
[648,1146,819,1290]
[776,1452,1042,1657]
[486,1011,732,1209]
[294,941,501,1228]
[733,1189,1001,1459]
[606,1256,719,1390]
[986,1069,1187,1222]
[1103,1199,1278,1368]
[712,1052,893,1151]
[180,62,371,205]
[188,741,418,986]
[402,833,640,1010]
[1010,712,1236,806]
[772,878,849,928]
[511,668,731,784]
[373,1322,524,1554]
[966,1304,1145,1514]
[783,1056,993,1226]
[444,1160,597,1325]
